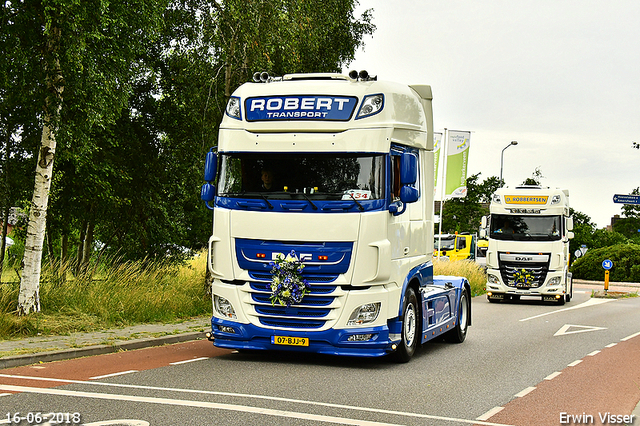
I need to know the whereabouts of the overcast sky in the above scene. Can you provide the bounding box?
[344,0,640,228]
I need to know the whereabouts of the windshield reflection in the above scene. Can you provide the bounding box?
[218,153,385,201]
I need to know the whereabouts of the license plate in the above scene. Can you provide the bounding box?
[271,336,309,347]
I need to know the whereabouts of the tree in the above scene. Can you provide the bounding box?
[569,208,630,264]
[522,166,544,186]
[6,0,168,314]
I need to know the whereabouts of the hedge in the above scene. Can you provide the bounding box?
[570,243,640,282]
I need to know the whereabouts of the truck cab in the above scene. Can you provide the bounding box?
[483,185,574,304]
[434,233,476,262]
[201,72,470,361]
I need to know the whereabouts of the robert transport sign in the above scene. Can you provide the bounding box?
[613,194,640,205]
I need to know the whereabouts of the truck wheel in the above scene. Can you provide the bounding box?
[393,287,418,363]
[565,281,573,303]
[445,288,469,343]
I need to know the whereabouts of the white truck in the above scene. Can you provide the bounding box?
[200,71,470,362]
[482,185,574,304]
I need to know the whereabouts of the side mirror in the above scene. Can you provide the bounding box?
[400,152,418,185]
[400,186,419,204]
[567,231,574,240]
[481,216,487,229]
[566,216,574,231]
[479,229,487,238]
[204,150,217,182]
[201,183,216,210]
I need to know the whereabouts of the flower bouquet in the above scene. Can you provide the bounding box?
[513,268,534,287]
[269,250,311,306]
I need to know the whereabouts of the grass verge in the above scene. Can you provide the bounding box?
[433,259,487,297]
[0,252,211,340]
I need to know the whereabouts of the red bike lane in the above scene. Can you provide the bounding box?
[478,332,640,426]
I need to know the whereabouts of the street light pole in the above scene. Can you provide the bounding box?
[500,141,518,184]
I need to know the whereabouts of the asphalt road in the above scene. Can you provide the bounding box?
[1,288,639,426]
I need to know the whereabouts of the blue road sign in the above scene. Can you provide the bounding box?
[613,194,640,204]
[602,259,613,270]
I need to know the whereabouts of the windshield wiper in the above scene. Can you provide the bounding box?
[347,192,365,211]
[258,193,274,209]
[300,193,318,210]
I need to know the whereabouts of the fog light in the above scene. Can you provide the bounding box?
[347,302,381,325]
[214,295,237,319]
[347,334,374,342]
[218,325,236,334]
[488,274,500,284]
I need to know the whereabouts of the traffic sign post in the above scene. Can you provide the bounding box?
[602,259,613,293]
[613,194,640,205]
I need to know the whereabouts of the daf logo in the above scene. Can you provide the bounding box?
[515,256,534,262]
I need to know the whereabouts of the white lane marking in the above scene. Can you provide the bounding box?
[0,385,401,426]
[514,386,536,398]
[89,370,138,380]
[477,407,504,421]
[553,324,607,336]
[544,372,562,380]
[520,298,614,322]
[621,331,640,341]
[0,376,514,426]
[568,360,583,367]
[587,350,601,356]
[169,357,209,365]
[605,343,618,348]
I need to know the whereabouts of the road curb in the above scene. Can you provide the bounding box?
[0,331,205,370]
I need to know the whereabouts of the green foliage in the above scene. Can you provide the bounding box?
[0,252,210,338]
[620,187,640,219]
[3,0,375,265]
[569,207,631,264]
[522,166,544,186]
[570,243,640,282]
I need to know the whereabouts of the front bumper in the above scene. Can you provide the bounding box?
[210,316,402,358]
[485,269,566,297]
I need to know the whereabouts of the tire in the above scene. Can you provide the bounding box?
[393,287,419,363]
[565,280,573,303]
[445,288,469,343]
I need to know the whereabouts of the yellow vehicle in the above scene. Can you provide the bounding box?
[434,233,476,262]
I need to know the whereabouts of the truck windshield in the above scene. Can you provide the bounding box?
[434,237,455,250]
[218,153,385,200]
[490,214,562,241]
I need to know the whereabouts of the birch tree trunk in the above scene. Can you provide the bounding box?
[17,25,63,315]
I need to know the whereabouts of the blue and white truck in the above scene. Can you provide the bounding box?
[200,71,470,362]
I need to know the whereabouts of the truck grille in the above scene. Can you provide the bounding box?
[235,239,352,330]
[247,281,342,330]
[498,252,550,288]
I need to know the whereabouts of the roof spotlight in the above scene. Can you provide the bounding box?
[260,72,270,82]
[253,72,261,82]
[349,70,359,80]
[358,70,369,80]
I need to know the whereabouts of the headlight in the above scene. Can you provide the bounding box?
[347,302,381,325]
[487,274,500,284]
[548,276,562,286]
[356,94,384,119]
[225,96,242,120]
[214,295,237,319]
